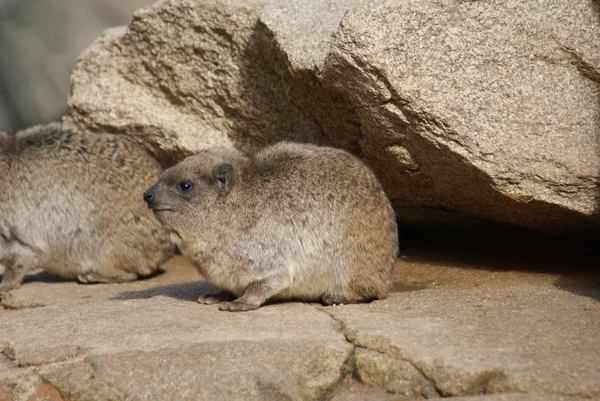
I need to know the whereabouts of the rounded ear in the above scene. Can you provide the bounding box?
[213,163,235,193]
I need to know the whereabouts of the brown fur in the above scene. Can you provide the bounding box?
[0,123,175,292]
[145,142,398,311]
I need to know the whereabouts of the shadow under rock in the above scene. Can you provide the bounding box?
[112,280,220,303]
[554,277,600,302]
[400,225,600,302]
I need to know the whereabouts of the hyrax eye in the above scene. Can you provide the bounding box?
[178,181,192,192]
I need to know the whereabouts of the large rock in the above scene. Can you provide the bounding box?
[66,0,600,233]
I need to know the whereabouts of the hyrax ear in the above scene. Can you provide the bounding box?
[213,163,235,193]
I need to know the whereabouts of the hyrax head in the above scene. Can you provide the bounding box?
[143,147,244,235]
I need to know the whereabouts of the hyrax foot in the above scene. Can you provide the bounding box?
[218,300,261,312]
[0,254,36,293]
[198,290,235,305]
[0,281,21,294]
[77,272,138,284]
[216,276,287,312]
[320,294,347,306]
[320,293,367,306]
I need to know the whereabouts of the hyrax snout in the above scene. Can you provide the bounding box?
[145,142,398,312]
[0,123,175,292]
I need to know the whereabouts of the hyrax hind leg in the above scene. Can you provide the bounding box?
[76,255,149,284]
[198,290,235,305]
[320,292,371,306]
[0,244,38,293]
[77,272,138,284]
[218,273,289,312]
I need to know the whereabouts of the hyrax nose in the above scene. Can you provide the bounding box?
[143,188,155,206]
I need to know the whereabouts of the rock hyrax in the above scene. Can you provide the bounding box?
[144,142,398,311]
[0,123,175,292]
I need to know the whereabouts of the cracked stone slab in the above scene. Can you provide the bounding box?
[0,294,351,400]
[1,238,597,400]
[81,341,345,400]
[326,285,600,398]
[354,348,439,397]
[3,344,81,367]
[328,377,413,401]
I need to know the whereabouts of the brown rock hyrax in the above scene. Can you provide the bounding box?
[144,142,398,311]
[0,123,175,292]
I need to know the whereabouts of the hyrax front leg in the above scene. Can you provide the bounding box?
[0,248,37,293]
[219,274,288,312]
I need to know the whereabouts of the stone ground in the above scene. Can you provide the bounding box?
[0,231,598,401]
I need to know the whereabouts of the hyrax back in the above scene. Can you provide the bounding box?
[0,123,174,292]
[145,142,398,311]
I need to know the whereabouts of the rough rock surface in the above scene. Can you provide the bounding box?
[327,286,600,398]
[66,0,600,232]
[0,261,352,401]
[1,234,599,400]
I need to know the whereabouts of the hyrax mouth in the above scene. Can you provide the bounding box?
[151,206,174,212]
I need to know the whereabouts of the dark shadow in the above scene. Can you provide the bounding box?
[398,223,448,251]
[111,281,323,306]
[226,20,363,156]
[112,280,220,303]
[111,280,397,307]
[399,225,600,302]
[2,268,166,286]
[22,271,72,284]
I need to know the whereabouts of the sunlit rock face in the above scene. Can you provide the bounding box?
[66,0,600,233]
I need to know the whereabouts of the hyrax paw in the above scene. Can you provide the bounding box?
[198,290,234,305]
[0,282,19,294]
[198,295,224,305]
[218,301,260,312]
[77,272,138,284]
[320,294,346,306]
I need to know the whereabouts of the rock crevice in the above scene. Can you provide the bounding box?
[318,305,441,398]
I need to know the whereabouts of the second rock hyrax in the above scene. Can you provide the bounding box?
[0,123,175,292]
[144,142,398,311]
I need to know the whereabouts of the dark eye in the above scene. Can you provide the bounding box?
[178,181,192,192]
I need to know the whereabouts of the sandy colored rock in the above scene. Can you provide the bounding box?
[0,267,352,400]
[326,286,600,398]
[1,232,598,400]
[0,256,199,309]
[354,348,438,398]
[447,394,586,401]
[36,360,95,399]
[3,344,80,367]
[0,358,43,401]
[81,342,343,400]
[321,0,600,232]
[66,0,599,232]
[329,377,412,401]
